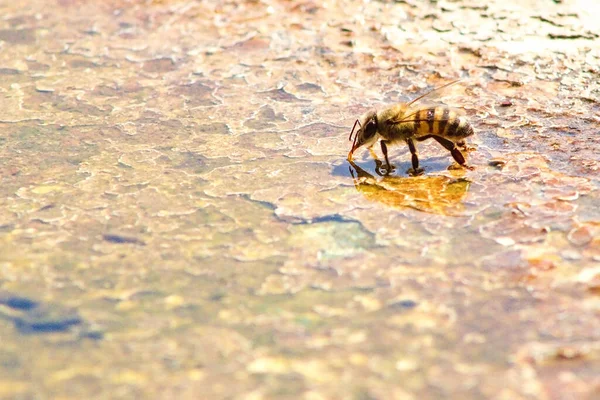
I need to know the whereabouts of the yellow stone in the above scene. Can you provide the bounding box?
[0,381,28,397]
[247,357,290,374]
[31,185,63,194]
[164,295,185,308]
[188,369,205,381]
[110,370,148,385]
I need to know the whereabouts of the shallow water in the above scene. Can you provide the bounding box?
[0,0,599,399]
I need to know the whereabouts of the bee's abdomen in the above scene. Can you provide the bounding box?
[415,107,474,140]
[444,112,474,140]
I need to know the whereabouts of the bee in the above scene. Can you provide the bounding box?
[347,80,474,175]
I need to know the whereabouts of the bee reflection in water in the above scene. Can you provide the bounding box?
[348,159,471,216]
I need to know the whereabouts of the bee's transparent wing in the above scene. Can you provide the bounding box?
[385,79,464,125]
[386,106,465,126]
[404,79,462,107]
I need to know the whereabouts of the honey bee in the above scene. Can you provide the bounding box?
[347,80,474,175]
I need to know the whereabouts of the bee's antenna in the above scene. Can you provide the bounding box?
[351,125,360,152]
[349,119,361,141]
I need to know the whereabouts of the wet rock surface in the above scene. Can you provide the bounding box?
[0,0,599,399]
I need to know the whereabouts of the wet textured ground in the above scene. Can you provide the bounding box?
[0,0,599,399]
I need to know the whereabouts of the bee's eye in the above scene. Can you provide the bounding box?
[363,120,377,139]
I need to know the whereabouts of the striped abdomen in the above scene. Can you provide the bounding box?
[413,106,474,141]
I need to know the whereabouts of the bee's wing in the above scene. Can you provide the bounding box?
[385,79,463,125]
[405,79,462,107]
[386,105,465,126]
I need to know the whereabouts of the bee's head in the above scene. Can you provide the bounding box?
[348,110,378,159]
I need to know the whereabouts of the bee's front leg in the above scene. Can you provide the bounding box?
[406,138,424,176]
[374,159,386,176]
[379,140,395,175]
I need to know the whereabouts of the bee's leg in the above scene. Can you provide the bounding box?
[432,136,474,170]
[406,138,424,176]
[368,146,380,162]
[368,146,386,176]
[380,140,395,174]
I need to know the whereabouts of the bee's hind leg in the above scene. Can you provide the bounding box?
[379,140,395,175]
[406,138,424,176]
[432,136,474,170]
